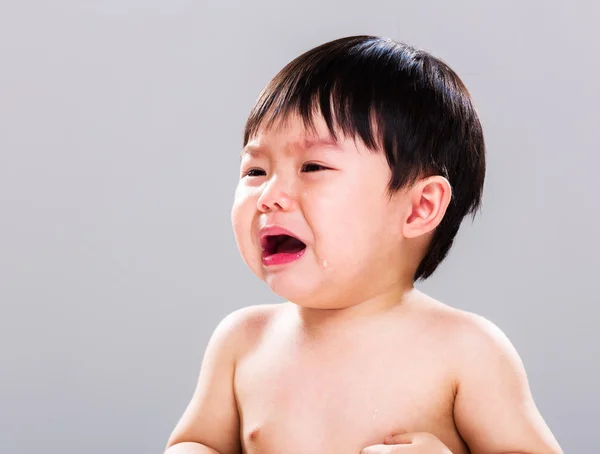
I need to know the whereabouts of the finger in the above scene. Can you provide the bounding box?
[384,432,414,445]
[387,431,438,446]
[361,444,394,454]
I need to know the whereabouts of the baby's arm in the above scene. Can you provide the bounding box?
[164,308,250,454]
[452,314,562,454]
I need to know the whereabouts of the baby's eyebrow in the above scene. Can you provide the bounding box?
[240,136,342,160]
[302,136,341,150]
[240,146,263,160]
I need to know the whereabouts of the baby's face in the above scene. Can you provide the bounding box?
[232,114,411,309]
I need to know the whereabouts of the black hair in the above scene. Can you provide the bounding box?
[244,35,486,281]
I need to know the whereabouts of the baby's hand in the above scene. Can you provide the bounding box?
[360,432,452,453]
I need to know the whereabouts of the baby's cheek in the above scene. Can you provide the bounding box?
[233,183,251,208]
[230,199,254,250]
[232,184,256,218]
[230,203,244,238]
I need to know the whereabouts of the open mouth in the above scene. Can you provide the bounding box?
[262,234,307,257]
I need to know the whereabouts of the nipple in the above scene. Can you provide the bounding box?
[248,427,260,442]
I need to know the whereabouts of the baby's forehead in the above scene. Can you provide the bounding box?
[243,118,344,157]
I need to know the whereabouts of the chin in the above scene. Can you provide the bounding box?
[264,274,320,306]
[265,274,310,298]
[265,278,347,310]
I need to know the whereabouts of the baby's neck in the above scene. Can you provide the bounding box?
[291,284,419,339]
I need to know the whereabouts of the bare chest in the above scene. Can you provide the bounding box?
[234,333,468,454]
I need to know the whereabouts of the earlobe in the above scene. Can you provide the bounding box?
[403,177,452,239]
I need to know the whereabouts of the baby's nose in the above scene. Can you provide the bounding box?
[257,190,295,212]
[257,178,297,212]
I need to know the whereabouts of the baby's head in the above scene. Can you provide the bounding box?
[232,36,485,309]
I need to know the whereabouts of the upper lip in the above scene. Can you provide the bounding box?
[259,225,305,249]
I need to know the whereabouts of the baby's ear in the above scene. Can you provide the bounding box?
[402,176,452,239]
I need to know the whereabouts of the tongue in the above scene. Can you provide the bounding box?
[276,236,306,254]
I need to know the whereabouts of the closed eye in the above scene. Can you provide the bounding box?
[301,163,329,172]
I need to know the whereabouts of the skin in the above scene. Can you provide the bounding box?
[165,114,563,454]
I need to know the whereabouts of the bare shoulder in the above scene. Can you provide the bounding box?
[411,292,518,362]
[214,303,284,360]
[164,303,285,453]
[406,291,526,384]
[443,306,522,371]
[411,293,562,453]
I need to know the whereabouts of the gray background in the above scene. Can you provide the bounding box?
[1,1,598,453]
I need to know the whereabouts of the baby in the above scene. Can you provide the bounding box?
[164,36,562,454]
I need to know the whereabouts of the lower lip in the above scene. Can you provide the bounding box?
[261,248,306,266]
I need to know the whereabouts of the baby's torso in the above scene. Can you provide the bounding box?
[233,304,470,454]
